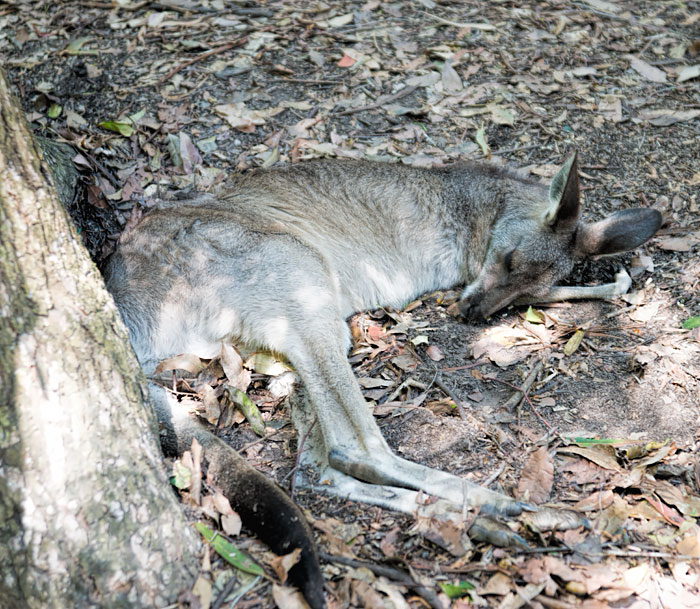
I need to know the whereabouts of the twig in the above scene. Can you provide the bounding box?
[319,552,443,609]
[501,360,543,412]
[336,84,419,116]
[211,573,239,609]
[487,361,551,430]
[288,415,317,497]
[236,424,287,455]
[156,36,249,85]
[434,374,467,421]
[441,359,487,373]
[420,11,496,31]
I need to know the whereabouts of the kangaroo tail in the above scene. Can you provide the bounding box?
[153,384,325,609]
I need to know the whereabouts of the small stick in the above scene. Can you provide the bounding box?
[488,361,551,430]
[420,11,496,30]
[336,84,419,116]
[288,415,317,497]
[157,36,249,85]
[500,360,543,411]
[434,374,468,421]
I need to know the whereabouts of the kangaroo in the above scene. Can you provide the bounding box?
[104,152,660,605]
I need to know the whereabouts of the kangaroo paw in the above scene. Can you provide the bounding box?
[612,267,632,296]
[327,448,525,518]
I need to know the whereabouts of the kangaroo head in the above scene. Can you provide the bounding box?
[458,153,662,319]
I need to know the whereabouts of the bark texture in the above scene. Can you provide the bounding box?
[0,69,199,608]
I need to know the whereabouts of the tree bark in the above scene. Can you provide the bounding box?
[0,68,200,608]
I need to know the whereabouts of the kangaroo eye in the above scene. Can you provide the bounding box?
[504,249,515,273]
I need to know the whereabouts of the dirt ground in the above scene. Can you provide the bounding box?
[2,1,699,607]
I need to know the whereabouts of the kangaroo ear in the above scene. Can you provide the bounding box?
[576,208,662,256]
[545,152,580,232]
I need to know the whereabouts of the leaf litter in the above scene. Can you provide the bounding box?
[3,0,699,606]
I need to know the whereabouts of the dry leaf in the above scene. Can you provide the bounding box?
[638,109,700,126]
[441,60,463,93]
[656,236,695,251]
[517,446,554,504]
[192,575,212,609]
[268,548,302,584]
[628,302,660,322]
[676,526,700,557]
[627,55,667,83]
[426,344,445,361]
[677,64,700,82]
[272,583,310,609]
[154,352,203,374]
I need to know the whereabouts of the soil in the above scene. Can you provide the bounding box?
[2,1,699,607]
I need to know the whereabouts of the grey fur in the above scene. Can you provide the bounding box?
[104,153,661,543]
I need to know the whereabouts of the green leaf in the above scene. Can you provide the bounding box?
[98,119,134,137]
[524,306,544,324]
[439,580,474,599]
[570,437,623,446]
[474,124,490,158]
[170,461,191,490]
[196,522,265,576]
[224,386,265,437]
[682,316,700,329]
[244,352,293,376]
[128,109,145,124]
[47,104,62,118]
[563,329,584,355]
[66,37,91,55]
[489,103,515,126]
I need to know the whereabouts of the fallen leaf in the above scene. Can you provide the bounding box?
[337,54,356,67]
[426,344,445,361]
[677,64,700,82]
[584,0,620,12]
[474,124,490,157]
[683,316,700,329]
[214,103,283,132]
[599,97,622,122]
[192,575,212,609]
[517,446,554,504]
[638,109,700,126]
[524,306,545,324]
[628,302,660,322]
[268,548,302,584]
[244,352,293,376]
[564,329,585,355]
[627,55,667,83]
[489,104,515,126]
[558,445,621,471]
[441,60,463,93]
[196,522,264,575]
[155,352,203,374]
[676,526,700,557]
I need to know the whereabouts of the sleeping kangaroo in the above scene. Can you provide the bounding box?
[104,152,661,606]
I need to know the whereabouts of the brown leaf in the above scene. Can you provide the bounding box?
[561,444,623,471]
[154,352,204,374]
[272,583,310,609]
[268,548,302,584]
[627,55,667,82]
[638,109,700,126]
[517,446,553,504]
[221,343,250,390]
[426,344,444,361]
[337,54,355,67]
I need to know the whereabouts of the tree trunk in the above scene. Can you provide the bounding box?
[0,69,200,608]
